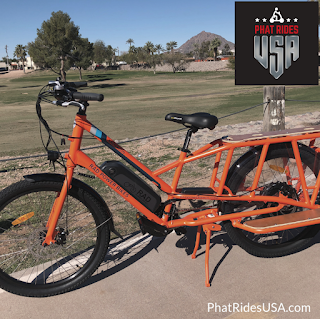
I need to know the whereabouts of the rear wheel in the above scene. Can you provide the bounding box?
[222,143,320,257]
[0,179,110,297]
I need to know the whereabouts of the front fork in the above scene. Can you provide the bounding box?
[42,165,75,246]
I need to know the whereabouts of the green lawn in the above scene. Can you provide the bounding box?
[1,69,320,238]
[0,69,319,157]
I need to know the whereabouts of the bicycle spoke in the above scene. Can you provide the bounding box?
[0,186,104,288]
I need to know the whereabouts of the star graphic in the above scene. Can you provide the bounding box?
[294,18,298,22]
[255,18,260,22]
[262,18,267,22]
[286,18,291,22]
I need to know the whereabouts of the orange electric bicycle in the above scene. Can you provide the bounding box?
[1,79,320,297]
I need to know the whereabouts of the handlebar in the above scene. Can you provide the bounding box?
[46,80,104,104]
[72,91,104,102]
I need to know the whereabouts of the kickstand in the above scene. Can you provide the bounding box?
[191,223,221,287]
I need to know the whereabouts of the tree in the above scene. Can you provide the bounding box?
[2,57,17,63]
[28,11,80,81]
[72,38,94,80]
[200,41,210,59]
[221,44,231,56]
[145,51,163,74]
[144,41,155,55]
[111,46,117,65]
[14,45,27,73]
[192,43,200,60]
[155,44,164,55]
[164,52,189,73]
[106,45,115,65]
[126,38,134,50]
[209,38,221,60]
[93,40,107,65]
[93,41,114,67]
[166,41,178,53]
[135,46,148,63]
[227,57,235,70]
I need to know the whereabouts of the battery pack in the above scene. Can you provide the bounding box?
[100,161,161,213]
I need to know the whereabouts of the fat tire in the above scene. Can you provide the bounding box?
[0,179,110,297]
[222,142,320,258]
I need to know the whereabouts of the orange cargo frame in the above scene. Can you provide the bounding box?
[42,113,320,286]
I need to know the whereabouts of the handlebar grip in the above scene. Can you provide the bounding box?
[72,92,104,102]
[66,81,88,88]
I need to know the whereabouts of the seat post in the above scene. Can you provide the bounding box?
[181,127,197,152]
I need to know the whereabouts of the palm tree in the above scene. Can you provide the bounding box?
[126,38,134,50]
[209,38,221,61]
[14,44,27,73]
[155,44,164,55]
[166,41,178,53]
[144,41,155,55]
[112,47,117,65]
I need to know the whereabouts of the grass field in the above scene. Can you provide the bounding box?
[1,69,320,237]
[1,69,320,157]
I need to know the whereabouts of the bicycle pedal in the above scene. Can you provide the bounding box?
[174,227,187,236]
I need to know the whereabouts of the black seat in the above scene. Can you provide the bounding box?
[165,112,218,130]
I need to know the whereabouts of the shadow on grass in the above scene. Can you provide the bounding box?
[90,83,126,89]
[21,85,42,89]
[86,74,112,82]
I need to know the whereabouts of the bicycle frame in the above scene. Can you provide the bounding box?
[40,110,320,287]
[42,111,320,246]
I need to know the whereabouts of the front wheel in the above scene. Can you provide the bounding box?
[222,142,320,258]
[0,179,110,297]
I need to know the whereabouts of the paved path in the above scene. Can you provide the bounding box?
[0,227,319,319]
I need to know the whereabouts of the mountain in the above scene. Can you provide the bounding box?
[177,31,234,54]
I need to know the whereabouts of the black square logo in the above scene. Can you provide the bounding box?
[235,2,318,85]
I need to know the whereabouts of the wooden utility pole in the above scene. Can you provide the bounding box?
[5,45,9,72]
[262,86,285,132]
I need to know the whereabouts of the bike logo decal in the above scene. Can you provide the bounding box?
[89,163,129,197]
[253,7,299,79]
[90,125,107,140]
[124,182,137,193]
[235,2,318,85]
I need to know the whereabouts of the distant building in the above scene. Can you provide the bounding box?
[7,57,40,71]
[17,57,40,70]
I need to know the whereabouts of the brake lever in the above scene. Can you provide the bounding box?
[52,101,68,107]
[69,101,85,110]
[52,100,85,110]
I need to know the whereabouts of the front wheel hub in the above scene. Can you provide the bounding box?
[55,228,68,245]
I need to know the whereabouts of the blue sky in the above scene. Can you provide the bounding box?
[0,0,307,59]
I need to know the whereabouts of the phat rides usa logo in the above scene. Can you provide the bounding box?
[235,2,318,85]
[254,7,299,79]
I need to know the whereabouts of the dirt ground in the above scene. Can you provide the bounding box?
[0,70,32,79]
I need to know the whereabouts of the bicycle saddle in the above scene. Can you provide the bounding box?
[165,112,218,130]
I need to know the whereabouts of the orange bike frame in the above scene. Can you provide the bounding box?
[42,113,320,245]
